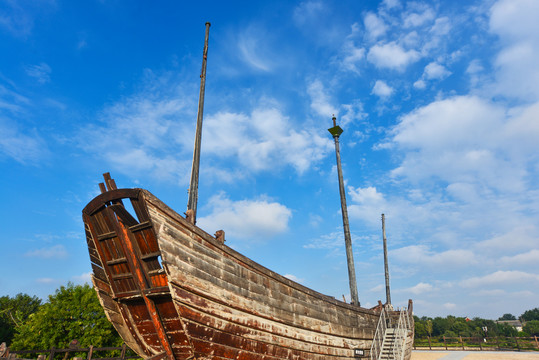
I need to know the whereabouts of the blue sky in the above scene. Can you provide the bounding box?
[1,0,538,320]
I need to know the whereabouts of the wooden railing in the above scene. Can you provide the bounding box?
[414,335,539,351]
[0,341,141,360]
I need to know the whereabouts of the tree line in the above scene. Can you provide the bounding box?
[414,308,539,339]
[0,284,123,350]
[1,283,538,351]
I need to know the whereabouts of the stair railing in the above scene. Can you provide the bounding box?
[393,308,412,360]
[369,306,388,360]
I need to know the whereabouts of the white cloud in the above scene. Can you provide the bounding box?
[307,79,338,117]
[402,5,435,28]
[81,70,332,182]
[413,79,426,89]
[466,59,483,75]
[413,62,451,89]
[204,106,332,174]
[391,245,477,268]
[430,17,451,36]
[475,226,539,255]
[367,42,421,71]
[340,40,365,74]
[371,80,394,98]
[489,0,539,42]
[349,186,384,204]
[489,0,539,101]
[423,62,451,80]
[284,274,304,284]
[197,192,292,240]
[461,270,539,288]
[25,244,68,259]
[406,282,434,295]
[364,13,388,41]
[501,249,539,266]
[389,95,527,192]
[382,0,400,10]
[72,272,92,284]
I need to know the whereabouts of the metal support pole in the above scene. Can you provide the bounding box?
[187,22,211,224]
[382,213,391,305]
[328,116,359,306]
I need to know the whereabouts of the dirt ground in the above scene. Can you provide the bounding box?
[411,351,539,360]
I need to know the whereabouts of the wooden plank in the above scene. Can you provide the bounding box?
[170,285,371,350]
[160,233,371,332]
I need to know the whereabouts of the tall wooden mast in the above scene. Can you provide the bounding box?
[187,22,211,224]
[328,115,359,306]
[382,213,391,305]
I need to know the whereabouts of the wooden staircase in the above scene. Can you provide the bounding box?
[379,328,397,360]
[370,305,414,360]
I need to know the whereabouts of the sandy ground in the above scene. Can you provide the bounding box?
[411,351,539,360]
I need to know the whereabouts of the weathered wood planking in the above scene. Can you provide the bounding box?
[83,186,410,360]
[83,189,194,360]
[143,190,379,359]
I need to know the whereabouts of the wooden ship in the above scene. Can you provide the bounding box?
[83,174,414,360]
[82,23,414,360]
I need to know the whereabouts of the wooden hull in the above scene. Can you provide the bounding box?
[83,186,408,360]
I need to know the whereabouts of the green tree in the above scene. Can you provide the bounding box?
[523,320,539,336]
[10,283,122,351]
[414,321,427,338]
[432,317,450,337]
[499,313,516,320]
[426,319,433,337]
[521,308,539,321]
[0,294,41,346]
[496,322,518,337]
[451,318,470,337]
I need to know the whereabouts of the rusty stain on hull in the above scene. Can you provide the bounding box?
[83,175,413,360]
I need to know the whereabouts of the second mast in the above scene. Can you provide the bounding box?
[187,22,211,224]
[328,115,359,306]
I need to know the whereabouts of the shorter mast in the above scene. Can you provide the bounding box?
[382,213,391,305]
[328,115,359,306]
[187,22,211,224]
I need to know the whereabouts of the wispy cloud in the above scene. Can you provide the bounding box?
[402,3,435,28]
[307,79,338,117]
[25,244,68,259]
[203,104,333,174]
[364,13,388,41]
[0,0,57,38]
[461,271,539,288]
[72,272,92,284]
[78,69,196,183]
[237,25,276,72]
[489,0,539,101]
[25,63,52,84]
